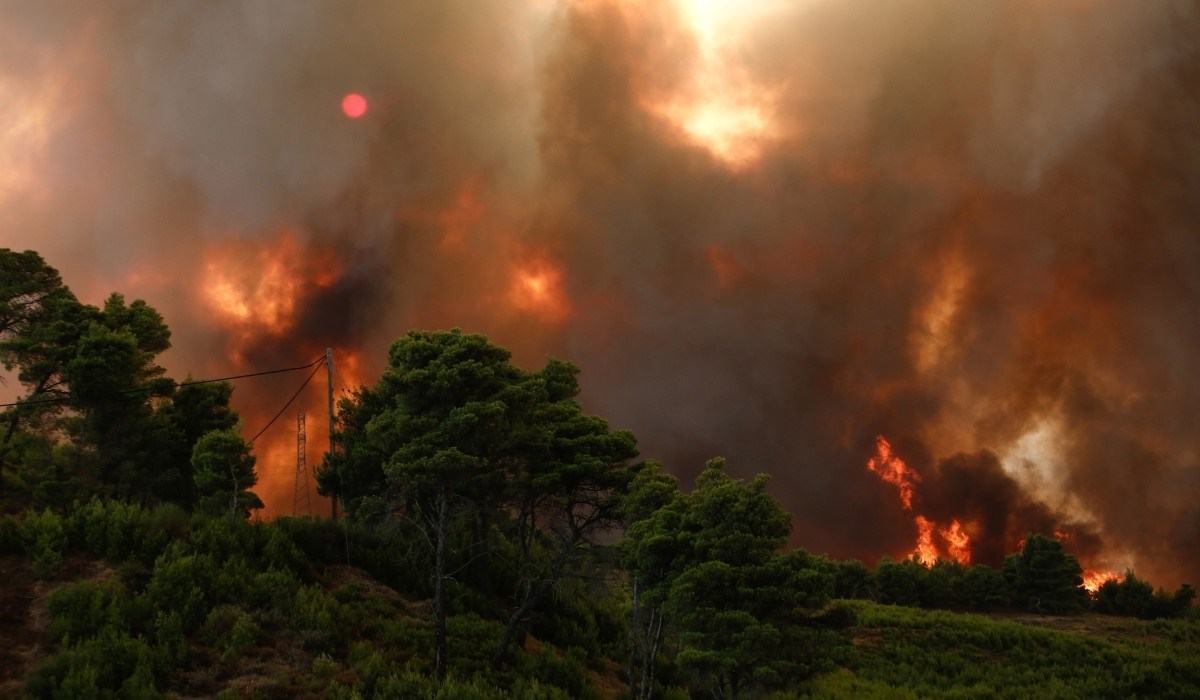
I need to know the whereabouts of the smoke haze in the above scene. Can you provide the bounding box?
[2,0,1198,585]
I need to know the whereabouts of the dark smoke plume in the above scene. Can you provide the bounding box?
[1,0,1197,585]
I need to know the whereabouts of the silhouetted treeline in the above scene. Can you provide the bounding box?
[0,249,1195,698]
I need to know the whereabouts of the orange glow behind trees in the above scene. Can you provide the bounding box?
[510,258,572,323]
[200,233,340,360]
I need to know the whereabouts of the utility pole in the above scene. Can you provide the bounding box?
[294,411,311,516]
[327,347,338,522]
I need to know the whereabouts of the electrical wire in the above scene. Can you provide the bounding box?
[0,355,327,409]
[247,361,326,445]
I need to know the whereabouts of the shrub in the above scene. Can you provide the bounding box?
[188,516,263,561]
[248,567,302,615]
[46,580,127,643]
[68,498,171,565]
[292,585,339,651]
[264,525,308,574]
[520,646,592,698]
[144,546,219,630]
[152,611,189,670]
[312,652,339,680]
[28,629,159,699]
[22,508,68,579]
[0,514,22,554]
[222,612,260,663]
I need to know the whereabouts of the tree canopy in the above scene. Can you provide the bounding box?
[0,249,246,512]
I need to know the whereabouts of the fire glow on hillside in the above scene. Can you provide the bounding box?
[2,0,1198,585]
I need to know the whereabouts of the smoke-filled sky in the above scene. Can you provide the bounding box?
[2,0,1198,586]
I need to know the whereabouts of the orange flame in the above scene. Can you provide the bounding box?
[867,435,972,565]
[200,232,340,360]
[913,515,939,565]
[1082,569,1118,594]
[940,519,972,565]
[866,435,921,511]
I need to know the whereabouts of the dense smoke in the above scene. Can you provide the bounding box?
[1,0,1197,585]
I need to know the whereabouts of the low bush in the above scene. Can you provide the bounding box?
[22,508,68,579]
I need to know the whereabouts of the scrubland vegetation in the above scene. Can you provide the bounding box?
[1,248,1197,698]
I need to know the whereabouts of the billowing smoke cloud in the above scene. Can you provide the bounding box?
[2,0,1197,585]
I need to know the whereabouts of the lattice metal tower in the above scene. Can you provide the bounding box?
[294,411,312,516]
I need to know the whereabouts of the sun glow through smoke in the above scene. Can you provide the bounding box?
[341,92,368,118]
[643,0,785,169]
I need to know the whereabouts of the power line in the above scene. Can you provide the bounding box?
[0,355,327,409]
[247,361,325,445]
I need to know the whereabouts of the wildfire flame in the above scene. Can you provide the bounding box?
[940,519,971,565]
[866,435,921,511]
[867,435,972,565]
[1082,569,1118,594]
[913,515,939,565]
[200,232,340,359]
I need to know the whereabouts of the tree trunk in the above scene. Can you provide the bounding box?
[434,484,449,680]
[492,576,554,667]
[645,609,664,700]
[0,374,55,491]
[628,575,640,697]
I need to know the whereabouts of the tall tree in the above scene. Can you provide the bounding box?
[1,250,245,510]
[669,459,813,699]
[331,330,641,678]
[0,250,95,480]
[493,380,638,666]
[64,295,177,502]
[159,380,240,507]
[191,429,263,520]
[337,330,528,679]
[627,458,832,699]
[622,460,684,700]
[1003,533,1088,614]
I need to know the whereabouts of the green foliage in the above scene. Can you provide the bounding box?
[292,584,340,651]
[1095,572,1196,620]
[0,250,246,509]
[0,249,91,479]
[872,556,922,607]
[28,628,160,699]
[367,669,574,700]
[4,311,1195,699]
[330,329,641,676]
[144,546,220,630]
[190,429,263,519]
[812,600,1200,698]
[22,507,68,579]
[68,498,175,565]
[0,513,21,553]
[655,458,830,697]
[47,580,129,643]
[152,611,188,669]
[962,564,1008,611]
[247,566,302,613]
[312,652,340,680]
[518,646,594,699]
[834,559,872,600]
[1004,533,1088,614]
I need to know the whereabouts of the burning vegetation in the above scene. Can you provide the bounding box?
[1,0,1198,592]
